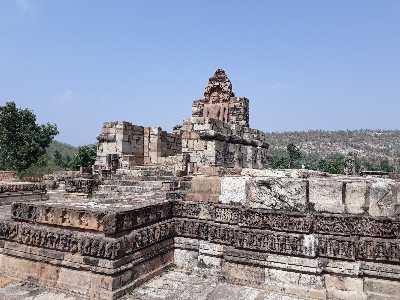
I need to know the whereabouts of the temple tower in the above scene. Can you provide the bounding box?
[192,69,249,128]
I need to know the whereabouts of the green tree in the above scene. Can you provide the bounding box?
[64,155,72,168]
[380,159,393,173]
[70,145,97,170]
[318,154,345,174]
[0,102,58,172]
[287,143,302,168]
[53,149,64,167]
[271,155,289,169]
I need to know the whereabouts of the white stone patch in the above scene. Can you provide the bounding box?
[219,176,249,204]
[303,234,317,257]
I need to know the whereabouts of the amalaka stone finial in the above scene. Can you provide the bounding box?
[204,69,235,103]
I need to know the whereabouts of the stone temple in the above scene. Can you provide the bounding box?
[1,69,400,299]
[94,68,269,174]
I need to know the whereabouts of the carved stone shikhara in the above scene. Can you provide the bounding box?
[202,69,236,124]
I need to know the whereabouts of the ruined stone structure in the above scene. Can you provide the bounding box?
[0,179,47,206]
[1,70,400,299]
[95,69,269,174]
[193,68,249,127]
[95,122,183,171]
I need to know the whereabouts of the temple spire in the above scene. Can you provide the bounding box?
[203,69,235,103]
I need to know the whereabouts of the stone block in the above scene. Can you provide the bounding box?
[324,274,366,300]
[219,176,248,204]
[187,176,221,203]
[309,179,344,213]
[344,180,367,214]
[198,241,223,269]
[364,277,400,297]
[265,268,324,289]
[246,177,308,211]
[222,261,265,285]
[368,180,398,217]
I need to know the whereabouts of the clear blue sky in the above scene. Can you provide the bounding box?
[1,1,399,146]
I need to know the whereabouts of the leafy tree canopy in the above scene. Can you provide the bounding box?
[287,143,302,168]
[0,101,58,172]
[70,145,97,170]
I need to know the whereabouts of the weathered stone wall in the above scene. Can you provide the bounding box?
[96,121,145,169]
[159,131,182,157]
[96,123,182,170]
[143,127,182,164]
[178,118,269,172]
[217,169,400,217]
[3,184,400,299]
[173,199,400,299]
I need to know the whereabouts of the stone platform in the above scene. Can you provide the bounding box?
[1,188,400,299]
[0,268,300,300]
[0,181,47,206]
[0,196,175,300]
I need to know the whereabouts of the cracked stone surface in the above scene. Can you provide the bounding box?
[0,269,305,300]
[125,268,304,300]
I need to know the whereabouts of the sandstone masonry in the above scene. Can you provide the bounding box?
[1,70,400,299]
[94,69,269,174]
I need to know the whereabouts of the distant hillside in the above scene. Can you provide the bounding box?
[46,140,78,160]
[266,129,400,163]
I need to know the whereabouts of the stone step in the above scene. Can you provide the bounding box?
[93,191,166,201]
[96,184,163,193]
[100,179,173,186]
[115,167,175,178]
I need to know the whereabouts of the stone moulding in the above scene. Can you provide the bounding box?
[4,200,400,264]
[2,199,400,299]
[0,218,175,260]
[0,182,46,193]
[174,201,400,238]
[11,201,174,235]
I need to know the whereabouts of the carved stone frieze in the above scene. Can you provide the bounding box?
[174,218,306,257]
[6,200,400,265]
[0,218,176,261]
[0,220,121,259]
[314,214,400,238]
[12,201,174,235]
[239,209,312,233]
[175,201,400,238]
[317,235,356,260]
[358,238,400,263]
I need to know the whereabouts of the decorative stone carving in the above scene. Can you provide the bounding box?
[0,220,122,259]
[202,69,234,123]
[317,235,356,260]
[344,152,358,175]
[65,178,96,194]
[204,69,235,103]
[11,201,174,235]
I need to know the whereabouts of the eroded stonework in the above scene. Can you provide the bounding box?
[2,70,400,300]
[95,69,267,173]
